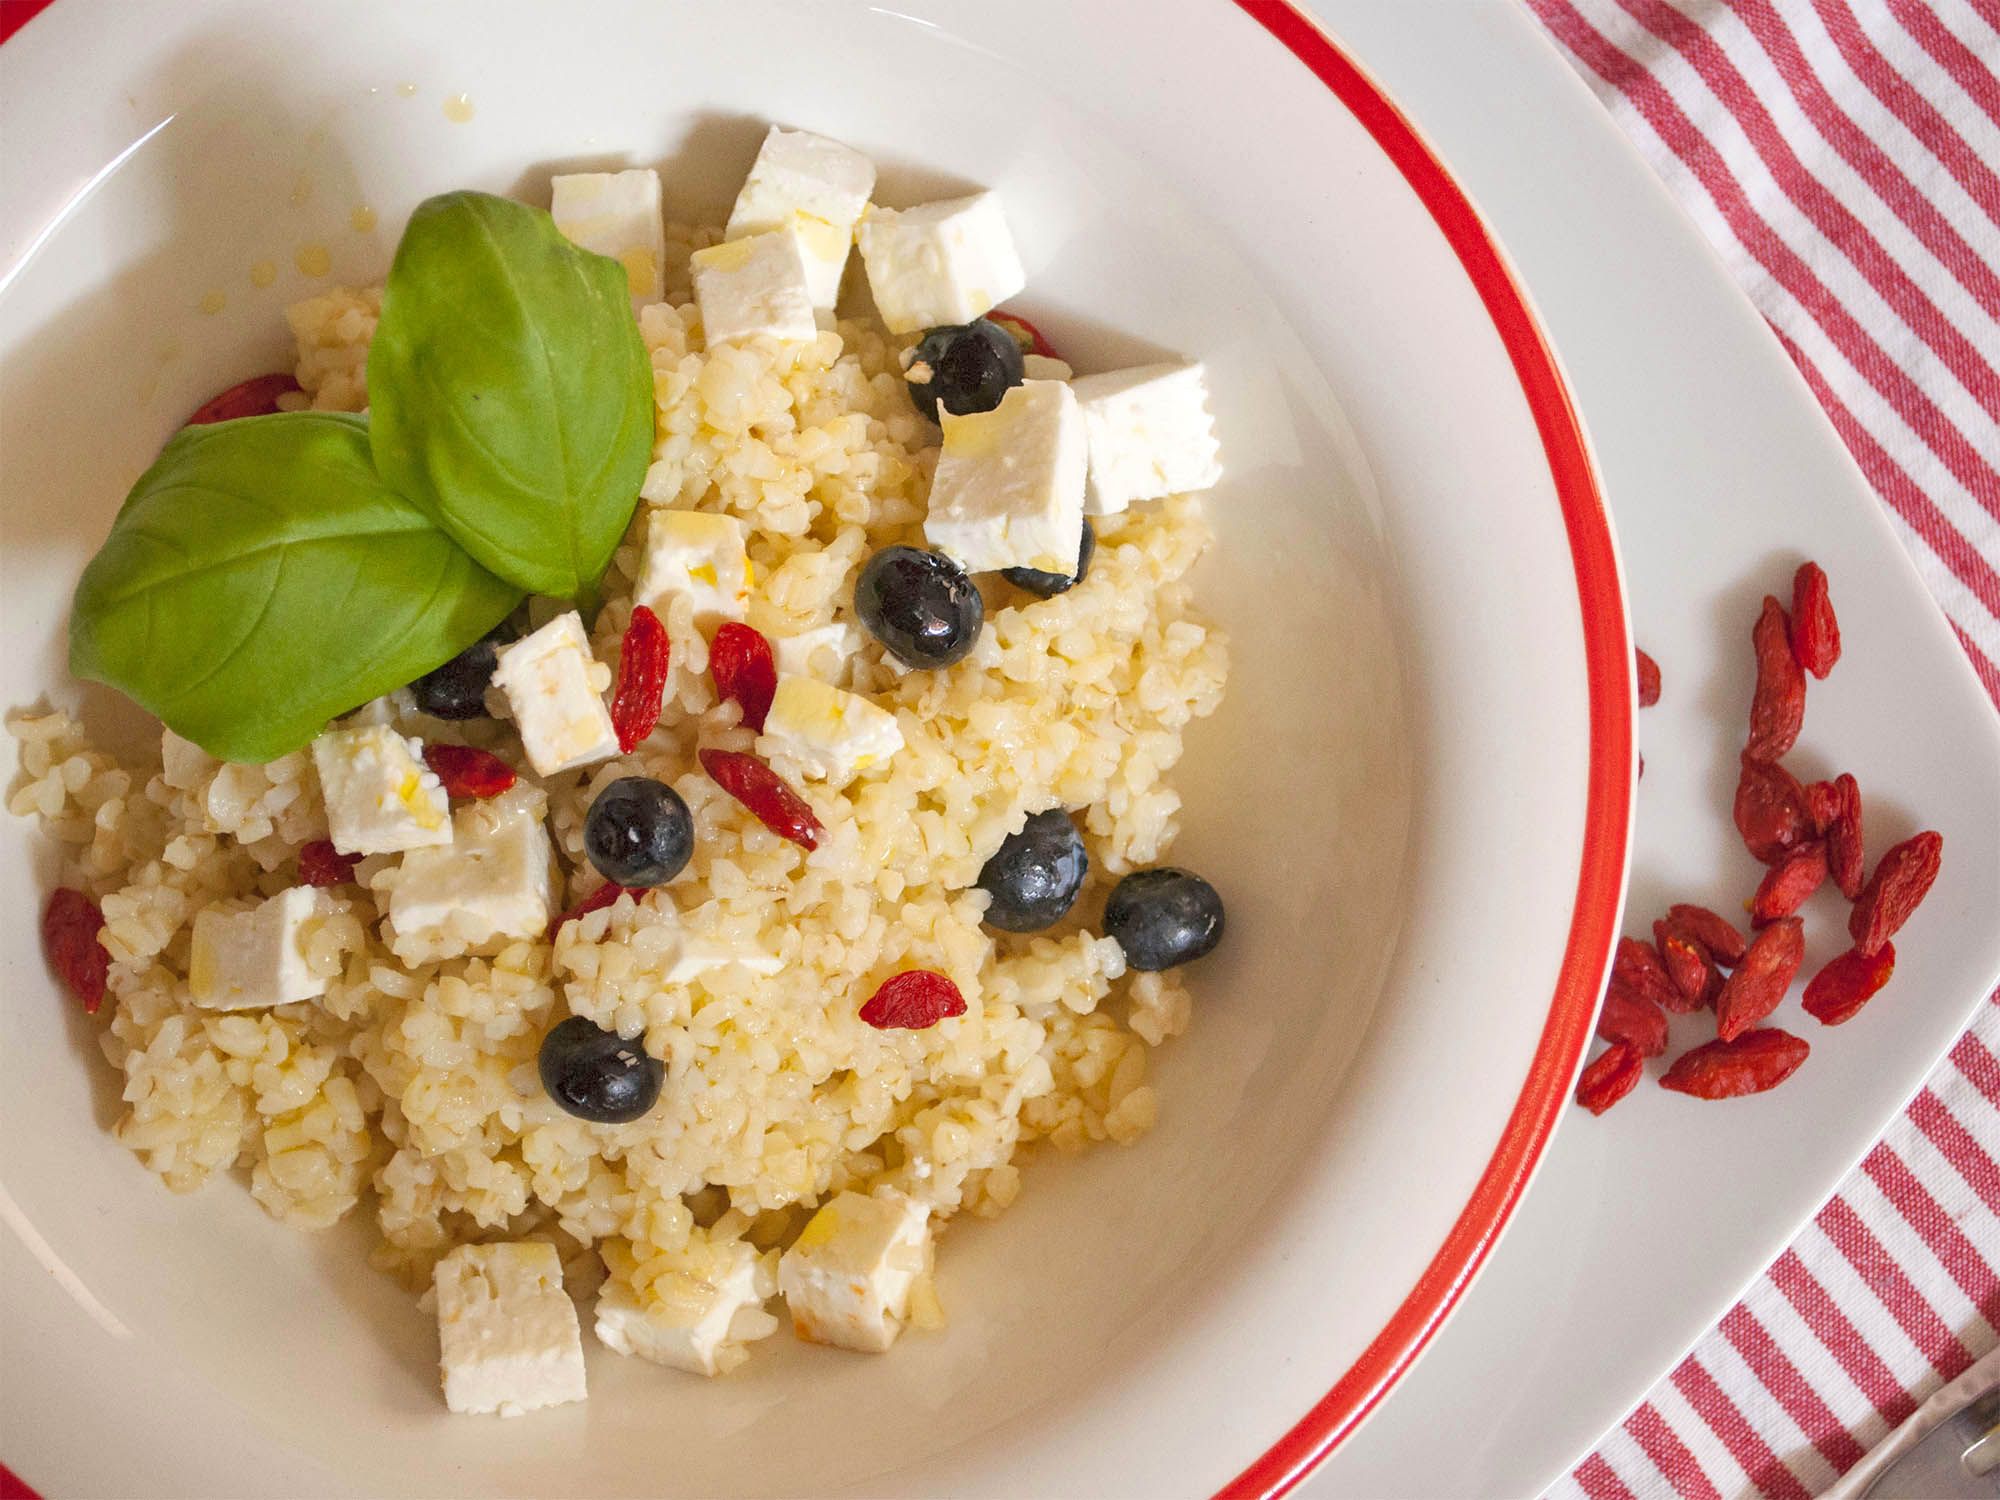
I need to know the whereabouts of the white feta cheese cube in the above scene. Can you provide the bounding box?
[491,613,619,778]
[923,379,1087,574]
[664,936,785,985]
[311,724,451,856]
[725,127,875,310]
[384,788,555,962]
[634,509,753,629]
[778,1190,932,1353]
[1068,361,1223,515]
[1021,353,1073,381]
[856,191,1025,334]
[188,887,328,1010]
[593,1240,777,1376]
[434,1242,587,1417]
[691,231,817,346]
[550,168,666,307]
[772,622,864,684]
[757,677,902,782]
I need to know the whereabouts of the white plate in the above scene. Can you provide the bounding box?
[1301,5,2000,1496]
[0,3,1632,1496]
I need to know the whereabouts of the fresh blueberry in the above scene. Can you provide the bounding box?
[977,809,1089,932]
[1102,868,1225,971]
[410,622,516,720]
[1001,520,1096,598]
[584,777,694,888]
[905,318,1025,424]
[538,1015,664,1125]
[855,546,984,669]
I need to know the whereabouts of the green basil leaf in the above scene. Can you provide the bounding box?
[366,190,654,601]
[68,411,522,763]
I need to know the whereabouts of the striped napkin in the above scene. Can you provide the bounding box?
[1527,3,2000,1497]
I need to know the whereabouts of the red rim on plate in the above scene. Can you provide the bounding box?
[1219,3,1631,1495]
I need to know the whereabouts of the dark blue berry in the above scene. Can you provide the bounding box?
[905,318,1024,424]
[977,809,1089,932]
[1103,868,1224,971]
[855,547,984,669]
[1001,519,1095,598]
[410,622,516,720]
[538,1016,664,1124]
[584,777,693,888]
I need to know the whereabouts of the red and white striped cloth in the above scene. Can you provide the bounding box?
[1526,3,2000,1497]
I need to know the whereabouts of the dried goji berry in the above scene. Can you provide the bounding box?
[1613,936,1681,1012]
[1635,648,1661,707]
[611,605,670,753]
[988,310,1061,360]
[699,748,823,850]
[1575,1043,1643,1115]
[709,621,777,734]
[422,743,517,799]
[1789,561,1841,679]
[185,372,300,426]
[1715,916,1805,1042]
[298,839,361,887]
[858,969,968,1030]
[1746,594,1806,763]
[1801,943,1896,1026]
[1734,755,1813,865]
[1750,840,1828,926]
[1660,1028,1810,1099]
[41,888,109,1015]
[1665,903,1748,967]
[1827,773,1865,902]
[1848,830,1943,956]
[1598,979,1668,1058]
[549,880,629,940]
[1804,779,1841,835]
[1653,923,1717,1012]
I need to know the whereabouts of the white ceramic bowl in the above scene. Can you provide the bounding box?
[0,3,1632,1495]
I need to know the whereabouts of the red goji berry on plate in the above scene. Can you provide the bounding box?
[422,743,517,799]
[699,748,823,850]
[1715,916,1806,1042]
[1660,1028,1810,1099]
[185,372,301,426]
[988,310,1061,360]
[1804,779,1841,836]
[1613,936,1681,1012]
[1848,830,1943,956]
[1598,979,1668,1058]
[1789,561,1841,679]
[611,605,670,753]
[1653,924,1717,1012]
[1635,648,1661,707]
[298,839,361,887]
[1750,840,1828,927]
[1575,1043,1643,1116]
[1827,773,1865,902]
[1801,943,1896,1026]
[1733,755,1813,865]
[709,621,777,734]
[549,881,629,940]
[859,969,968,1031]
[1746,594,1806,763]
[41,887,108,1015]
[1664,903,1748,967]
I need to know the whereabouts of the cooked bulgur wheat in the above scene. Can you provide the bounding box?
[8,223,1226,1362]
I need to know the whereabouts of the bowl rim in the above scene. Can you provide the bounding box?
[1216,4,1633,1494]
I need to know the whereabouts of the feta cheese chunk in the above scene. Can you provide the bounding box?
[550,168,666,306]
[778,1190,932,1353]
[772,622,864,684]
[492,613,619,777]
[664,936,785,985]
[856,191,1026,334]
[691,231,817,346]
[594,1240,778,1376]
[312,724,451,856]
[758,677,902,782]
[434,1242,587,1417]
[726,127,875,310]
[188,887,329,1010]
[923,379,1087,574]
[383,788,555,963]
[634,509,753,629]
[1068,361,1223,515]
